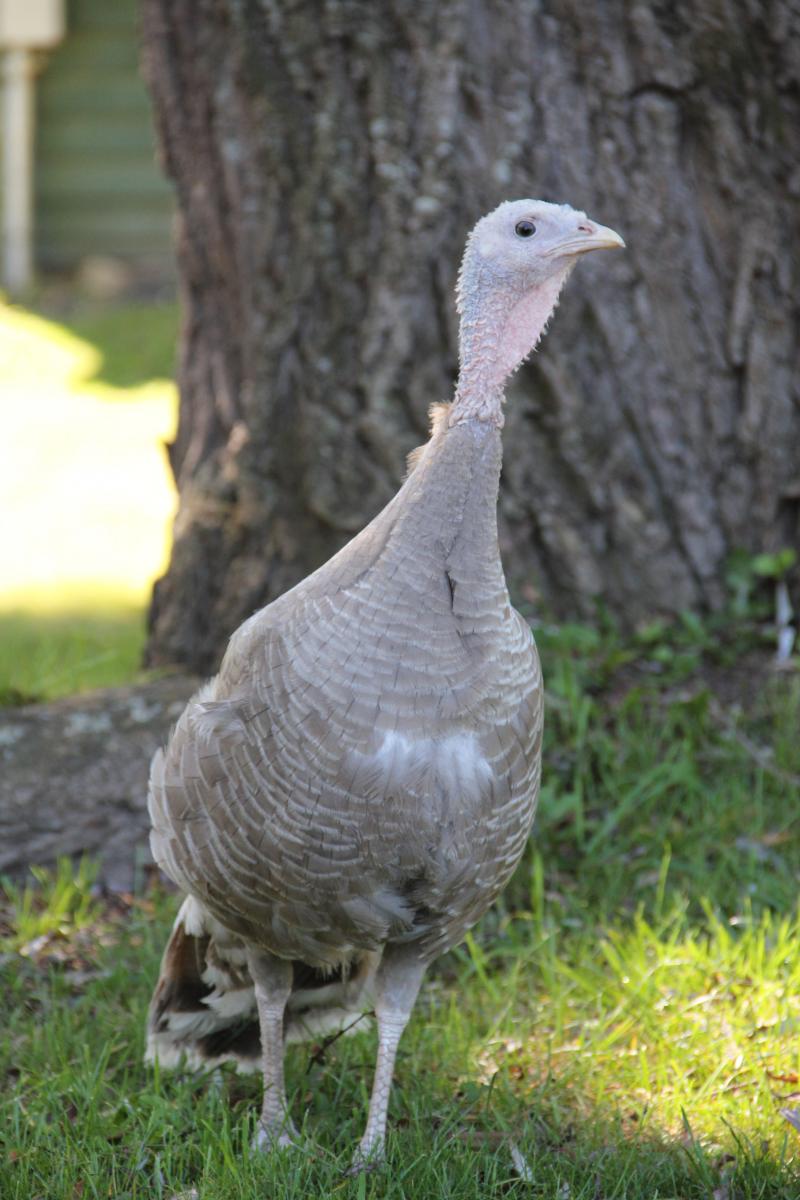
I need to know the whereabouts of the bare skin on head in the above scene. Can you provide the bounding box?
[452,199,624,427]
[145,198,624,1174]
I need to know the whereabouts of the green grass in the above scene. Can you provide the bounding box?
[0,857,103,951]
[58,301,180,391]
[0,602,148,705]
[0,297,178,696]
[2,621,799,1198]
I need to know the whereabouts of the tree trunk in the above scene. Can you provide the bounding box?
[141,0,800,676]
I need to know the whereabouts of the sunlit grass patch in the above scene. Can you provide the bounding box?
[0,857,102,953]
[0,299,178,609]
[0,299,179,701]
[460,899,800,1153]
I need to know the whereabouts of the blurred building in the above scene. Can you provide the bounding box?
[1,0,173,291]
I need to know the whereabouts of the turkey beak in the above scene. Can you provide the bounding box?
[577,221,625,253]
[547,221,626,258]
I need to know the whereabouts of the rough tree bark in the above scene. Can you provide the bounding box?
[141,0,800,675]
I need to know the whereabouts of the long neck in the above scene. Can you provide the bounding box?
[450,258,573,428]
[385,421,506,608]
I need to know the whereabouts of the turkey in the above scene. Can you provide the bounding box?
[145,198,624,1169]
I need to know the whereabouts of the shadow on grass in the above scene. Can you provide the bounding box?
[55,302,180,392]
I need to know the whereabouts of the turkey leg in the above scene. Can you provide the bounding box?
[351,944,426,1170]
[247,949,298,1149]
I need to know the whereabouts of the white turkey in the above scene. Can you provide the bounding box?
[145,198,624,1169]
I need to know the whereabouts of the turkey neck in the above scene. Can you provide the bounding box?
[383,418,508,621]
[450,254,575,428]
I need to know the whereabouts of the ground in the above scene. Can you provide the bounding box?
[1,299,799,1198]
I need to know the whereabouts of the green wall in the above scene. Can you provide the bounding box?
[35,0,174,271]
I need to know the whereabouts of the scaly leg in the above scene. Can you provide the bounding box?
[351,945,426,1172]
[247,949,297,1150]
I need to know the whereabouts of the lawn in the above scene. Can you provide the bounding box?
[1,300,799,1197]
[0,298,179,701]
[2,620,799,1198]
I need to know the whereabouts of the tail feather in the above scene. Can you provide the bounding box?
[145,896,376,1072]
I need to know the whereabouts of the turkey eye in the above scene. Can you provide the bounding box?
[515,219,536,238]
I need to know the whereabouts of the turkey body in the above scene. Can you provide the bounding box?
[149,414,542,978]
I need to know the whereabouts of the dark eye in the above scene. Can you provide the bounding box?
[515,219,536,238]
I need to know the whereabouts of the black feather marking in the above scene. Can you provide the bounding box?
[152,925,212,1023]
[198,1020,262,1062]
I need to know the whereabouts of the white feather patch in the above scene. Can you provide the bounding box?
[285,1007,372,1045]
[179,894,208,939]
[372,730,493,793]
